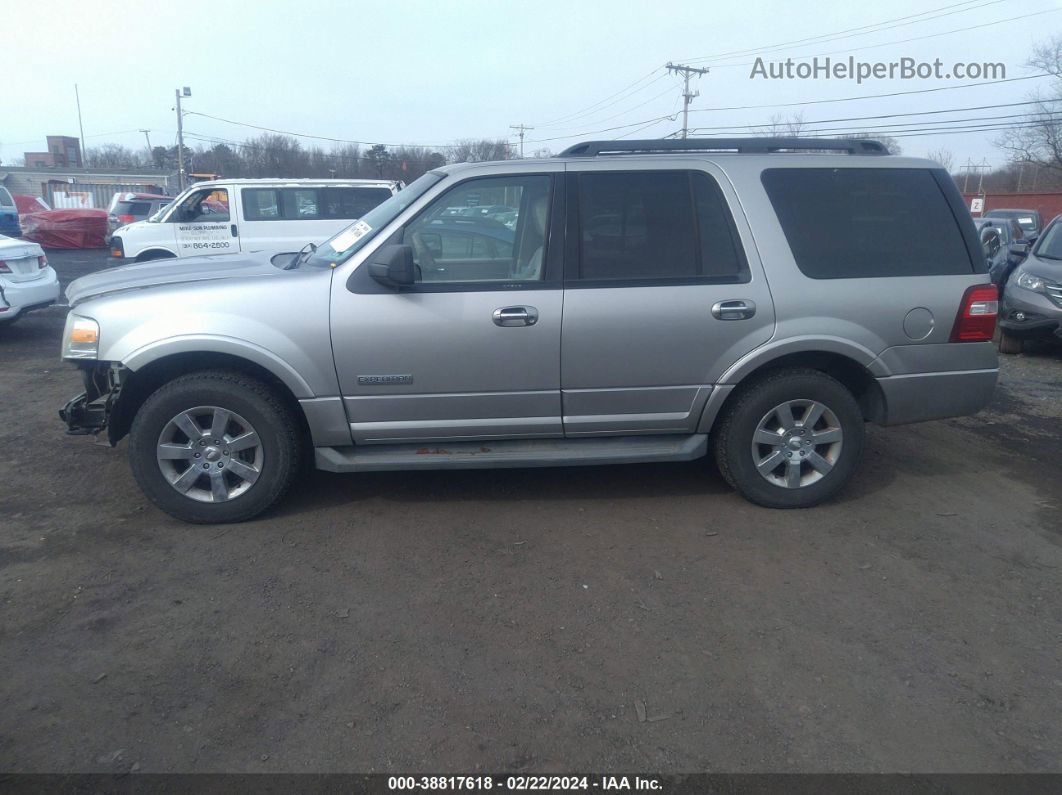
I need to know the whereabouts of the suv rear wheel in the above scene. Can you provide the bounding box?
[712,368,864,509]
[128,370,301,523]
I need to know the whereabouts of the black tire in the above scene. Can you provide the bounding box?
[128,370,302,523]
[712,368,865,509]
[998,331,1024,355]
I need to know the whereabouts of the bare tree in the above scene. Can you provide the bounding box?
[838,132,902,154]
[84,143,146,169]
[996,35,1062,177]
[925,147,955,173]
[760,112,806,136]
[449,138,512,163]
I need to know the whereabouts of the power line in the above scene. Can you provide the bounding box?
[687,99,1060,134]
[706,7,1062,69]
[687,73,1052,115]
[682,0,997,64]
[522,73,1053,144]
[527,0,997,141]
[534,81,677,130]
[184,110,464,150]
[530,68,666,127]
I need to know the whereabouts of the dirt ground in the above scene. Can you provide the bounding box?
[1,249,1060,773]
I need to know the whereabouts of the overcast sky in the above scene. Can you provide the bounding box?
[3,0,1060,170]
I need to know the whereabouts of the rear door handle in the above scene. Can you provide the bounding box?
[493,306,539,327]
[711,299,756,321]
[230,224,238,237]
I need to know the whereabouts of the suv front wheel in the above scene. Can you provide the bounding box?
[713,368,865,509]
[128,370,302,523]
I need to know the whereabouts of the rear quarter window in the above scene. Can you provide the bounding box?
[761,167,980,279]
[0,187,14,207]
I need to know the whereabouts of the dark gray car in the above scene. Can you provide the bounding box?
[998,214,1062,353]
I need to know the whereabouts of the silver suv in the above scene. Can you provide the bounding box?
[59,138,1000,523]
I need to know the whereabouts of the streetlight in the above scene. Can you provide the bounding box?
[175,87,191,190]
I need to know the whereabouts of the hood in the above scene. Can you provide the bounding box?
[65,250,283,306]
[115,219,151,233]
[1020,252,1062,281]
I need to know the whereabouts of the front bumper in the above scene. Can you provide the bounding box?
[58,363,119,437]
[0,267,60,321]
[999,285,1062,338]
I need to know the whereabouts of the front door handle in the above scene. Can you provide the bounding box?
[711,299,756,321]
[493,306,539,327]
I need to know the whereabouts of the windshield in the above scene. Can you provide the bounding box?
[305,172,444,268]
[1033,220,1062,261]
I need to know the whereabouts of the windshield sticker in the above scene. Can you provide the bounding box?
[1019,217,1033,223]
[330,220,372,253]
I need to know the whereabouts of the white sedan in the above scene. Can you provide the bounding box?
[0,235,60,324]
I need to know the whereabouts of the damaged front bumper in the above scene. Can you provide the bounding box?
[58,363,121,439]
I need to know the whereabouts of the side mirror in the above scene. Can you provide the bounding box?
[1008,242,1030,259]
[368,244,416,288]
[271,251,299,268]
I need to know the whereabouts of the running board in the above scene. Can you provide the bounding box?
[315,434,708,473]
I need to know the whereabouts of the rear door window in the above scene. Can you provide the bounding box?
[761,168,978,278]
[574,170,748,283]
[0,187,14,207]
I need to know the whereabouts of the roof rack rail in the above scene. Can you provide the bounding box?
[556,137,889,157]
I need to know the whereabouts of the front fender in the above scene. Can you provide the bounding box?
[119,334,316,398]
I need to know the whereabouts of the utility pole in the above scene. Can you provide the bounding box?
[175,87,190,190]
[961,157,991,197]
[74,84,86,166]
[510,124,533,158]
[666,62,709,139]
[140,129,153,161]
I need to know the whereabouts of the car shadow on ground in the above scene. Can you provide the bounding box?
[268,434,901,522]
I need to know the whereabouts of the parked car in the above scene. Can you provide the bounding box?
[59,137,999,523]
[109,178,402,262]
[998,214,1062,354]
[20,208,109,249]
[106,193,173,241]
[0,235,59,324]
[984,208,1043,237]
[975,216,1026,289]
[0,186,20,237]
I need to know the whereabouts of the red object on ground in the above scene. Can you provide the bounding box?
[19,209,109,249]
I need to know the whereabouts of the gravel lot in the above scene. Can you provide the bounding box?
[1,249,1060,773]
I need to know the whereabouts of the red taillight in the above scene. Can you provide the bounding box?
[118,214,135,224]
[0,260,9,273]
[950,284,998,342]
[38,255,47,270]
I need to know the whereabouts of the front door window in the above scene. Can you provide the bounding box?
[402,175,551,283]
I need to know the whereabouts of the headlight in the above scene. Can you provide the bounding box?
[62,315,100,359]
[1014,270,1049,293]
